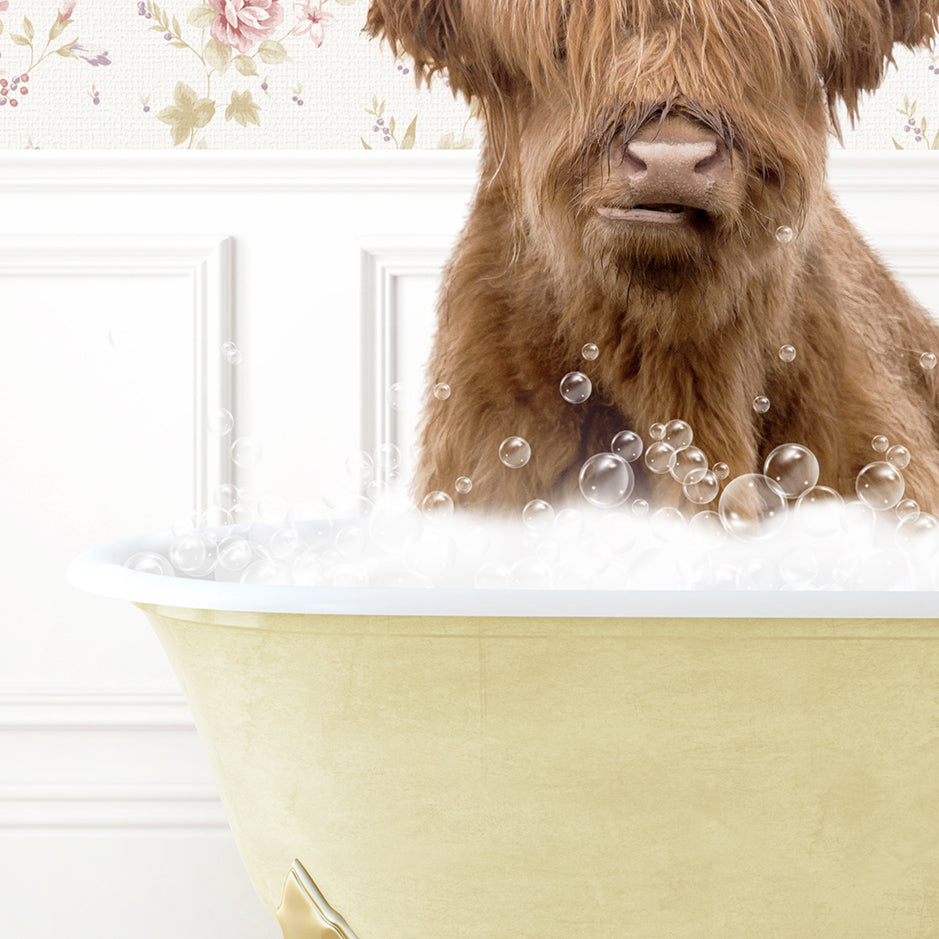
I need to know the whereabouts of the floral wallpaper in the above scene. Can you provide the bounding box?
[0,0,935,150]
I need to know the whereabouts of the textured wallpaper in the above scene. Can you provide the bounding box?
[0,0,935,150]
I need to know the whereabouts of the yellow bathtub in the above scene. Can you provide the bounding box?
[70,533,939,938]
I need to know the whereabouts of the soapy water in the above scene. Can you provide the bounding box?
[124,424,939,591]
[120,338,939,590]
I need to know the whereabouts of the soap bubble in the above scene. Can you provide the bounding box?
[896,499,920,522]
[213,483,242,511]
[366,479,390,503]
[221,341,243,365]
[124,551,174,576]
[611,430,643,462]
[522,498,555,530]
[920,352,937,370]
[207,407,234,437]
[581,342,599,360]
[433,382,451,400]
[871,435,889,452]
[631,498,650,516]
[292,549,327,586]
[841,499,876,535]
[780,547,818,585]
[886,445,911,469]
[670,446,707,484]
[241,559,290,585]
[778,344,797,362]
[775,225,794,243]
[231,437,262,467]
[712,462,730,480]
[169,532,213,575]
[683,468,719,504]
[331,565,369,588]
[718,474,788,541]
[217,537,253,572]
[559,371,592,404]
[649,422,666,440]
[499,436,531,468]
[345,451,374,484]
[644,441,676,474]
[687,510,725,540]
[389,382,406,411]
[663,419,693,451]
[752,395,771,414]
[795,486,844,535]
[763,444,819,499]
[455,476,473,494]
[896,512,939,546]
[368,505,422,552]
[336,525,367,558]
[651,506,685,541]
[375,442,401,476]
[855,461,905,509]
[421,490,454,519]
[578,452,634,507]
[475,562,513,589]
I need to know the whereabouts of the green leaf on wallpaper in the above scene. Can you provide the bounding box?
[205,38,232,71]
[0,20,4,36]
[258,40,288,64]
[172,15,182,35]
[893,138,903,149]
[361,138,373,149]
[233,54,258,76]
[49,16,69,40]
[933,130,939,150]
[23,16,33,41]
[158,82,216,146]
[55,40,78,57]
[388,115,396,136]
[225,89,261,127]
[922,118,929,135]
[400,115,418,149]
[10,34,29,46]
[170,40,188,48]
[188,5,217,27]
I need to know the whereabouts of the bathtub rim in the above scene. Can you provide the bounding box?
[68,530,939,618]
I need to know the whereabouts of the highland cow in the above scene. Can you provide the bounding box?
[367,0,939,517]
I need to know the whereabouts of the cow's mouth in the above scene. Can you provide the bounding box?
[597,203,690,224]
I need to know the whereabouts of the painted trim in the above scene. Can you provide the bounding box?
[0,234,234,516]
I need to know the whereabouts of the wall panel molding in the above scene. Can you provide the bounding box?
[0,233,233,516]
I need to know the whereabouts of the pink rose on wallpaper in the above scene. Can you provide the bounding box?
[59,1,77,22]
[294,1,335,48]
[0,1,9,11]
[209,0,284,54]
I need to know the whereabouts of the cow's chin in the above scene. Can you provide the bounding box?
[579,210,723,294]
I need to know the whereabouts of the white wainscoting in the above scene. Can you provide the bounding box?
[0,150,937,938]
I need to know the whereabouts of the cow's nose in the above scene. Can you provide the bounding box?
[616,114,731,195]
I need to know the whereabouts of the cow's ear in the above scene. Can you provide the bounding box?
[822,0,939,120]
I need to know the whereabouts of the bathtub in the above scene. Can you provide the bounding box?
[69,531,939,938]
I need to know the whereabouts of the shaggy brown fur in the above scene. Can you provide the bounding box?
[367,0,939,516]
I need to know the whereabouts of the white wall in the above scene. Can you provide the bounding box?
[0,151,937,938]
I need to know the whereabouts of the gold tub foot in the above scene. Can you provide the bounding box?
[276,860,360,939]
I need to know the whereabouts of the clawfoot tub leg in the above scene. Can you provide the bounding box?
[276,860,360,939]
